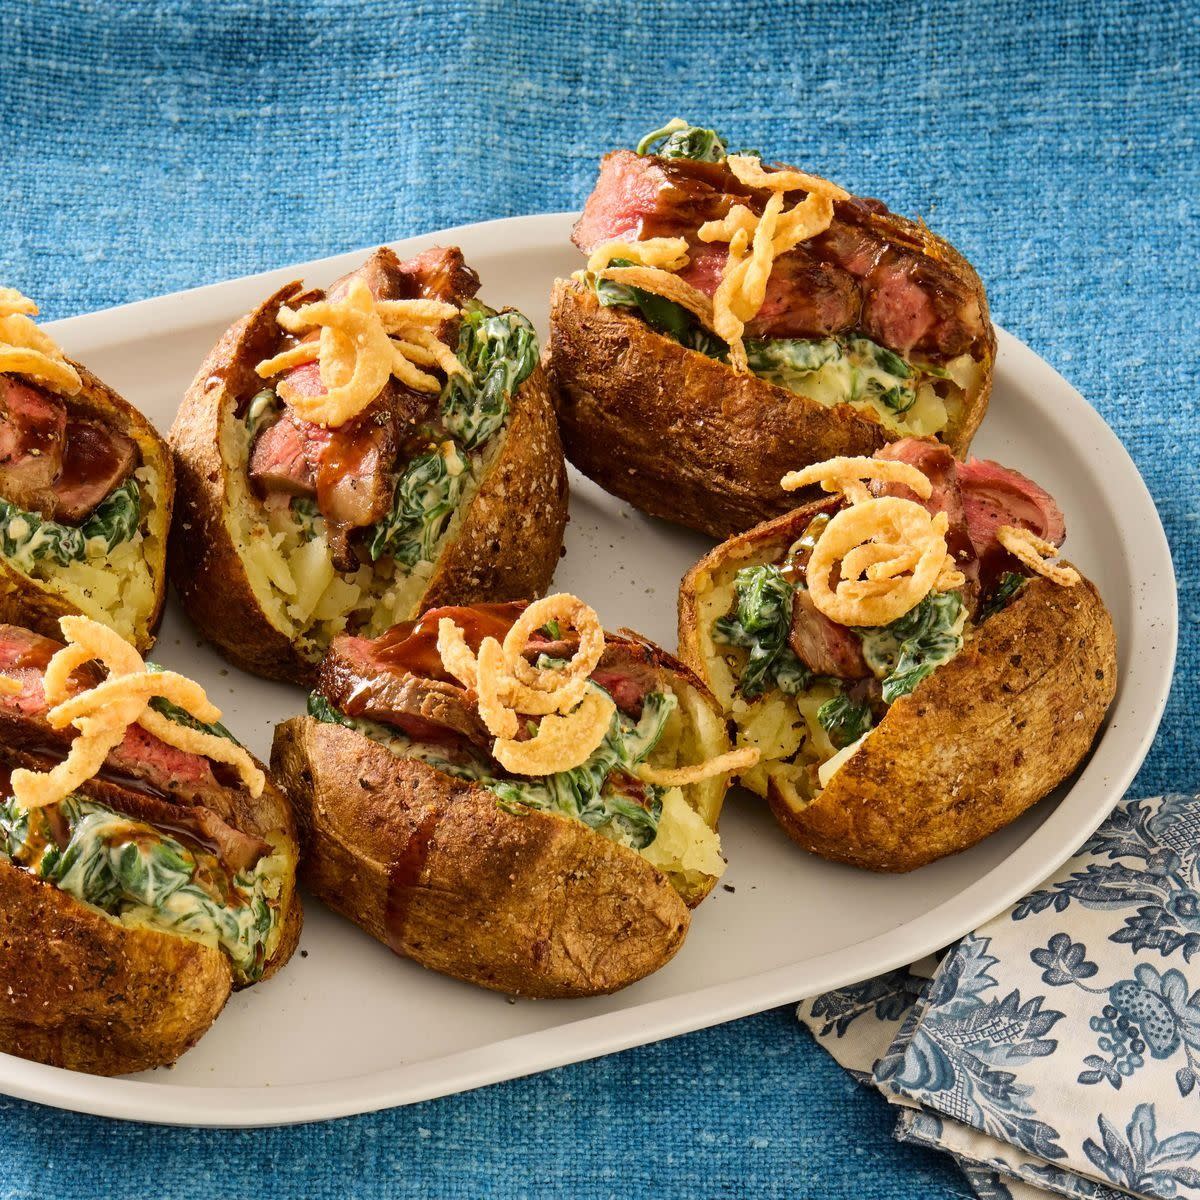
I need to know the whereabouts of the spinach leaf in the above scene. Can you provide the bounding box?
[817,693,873,750]
[490,690,676,849]
[307,691,358,727]
[979,571,1028,622]
[857,590,965,704]
[0,477,141,570]
[291,496,322,539]
[592,261,728,358]
[878,384,917,415]
[309,685,676,852]
[368,445,467,565]
[712,564,811,699]
[143,662,240,743]
[745,337,843,381]
[636,120,727,162]
[245,388,280,439]
[849,337,911,380]
[440,301,538,451]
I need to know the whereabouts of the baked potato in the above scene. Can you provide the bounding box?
[0,289,173,651]
[169,247,567,685]
[678,438,1117,872]
[272,595,744,998]
[550,120,994,538]
[0,617,301,1075]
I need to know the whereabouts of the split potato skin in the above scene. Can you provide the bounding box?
[678,500,1118,873]
[0,864,232,1077]
[0,751,303,1077]
[549,267,993,539]
[0,360,174,653]
[168,284,568,686]
[272,716,690,999]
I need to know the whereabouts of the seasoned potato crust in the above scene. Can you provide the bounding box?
[550,273,992,539]
[272,717,690,998]
[775,575,1117,871]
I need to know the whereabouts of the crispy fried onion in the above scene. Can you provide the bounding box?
[782,456,933,507]
[437,594,757,786]
[697,154,846,372]
[997,526,1080,587]
[636,745,759,787]
[0,287,82,396]
[587,237,690,274]
[10,616,264,811]
[256,278,461,426]
[437,595,611,773]
[806,497,963,627]
[593,265,716,329]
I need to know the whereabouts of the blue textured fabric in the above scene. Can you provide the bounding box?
[0,0,1195,1196]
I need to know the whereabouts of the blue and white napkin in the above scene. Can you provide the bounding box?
[799,793,1200,1200]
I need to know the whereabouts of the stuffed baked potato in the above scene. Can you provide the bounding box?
[678,439,1117,872]
[551,120,994,538]
[170,247,567,685]
[0,617,301,1075]
[272,594,750,997]
[0,289,173,651]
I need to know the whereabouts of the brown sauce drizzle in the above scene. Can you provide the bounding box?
[373,602,527,683]
[384,806,445,953]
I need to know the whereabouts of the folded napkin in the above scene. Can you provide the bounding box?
[799,794,1200,1200]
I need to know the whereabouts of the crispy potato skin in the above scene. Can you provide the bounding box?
[419,362,568,613]
[0,749,302,1076]
[0,360,174,653]
[169,288,568,686]
[550,268,993,539]
[0,864,231,1076]
[272,717,690,998]
[678,503,1118,872]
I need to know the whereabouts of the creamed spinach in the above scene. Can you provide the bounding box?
[0,794,281,983]
[308,683,676,851]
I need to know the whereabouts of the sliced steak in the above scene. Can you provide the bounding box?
[789,589,870,679]
[249,405,332,497]
[573,151,757,249]
[315,398,398,570]
[401,246,482,307]
[861,250,982,357]
[678,243,862,339]
[0,376,67,513]
[320,633,492,746]
[0,624,244,816]
[73,780,270,872]
[872,438,978,587]
[958,458,1066,588]
[50,420,138,523]
[574,149,984,360]
[260,248,478,556]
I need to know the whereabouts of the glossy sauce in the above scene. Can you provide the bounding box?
[1,634,60,672]
[384,806,445,953]
[780,507,837,584]
[373,602,528,682]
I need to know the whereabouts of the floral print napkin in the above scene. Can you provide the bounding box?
[799,793,1200,1200]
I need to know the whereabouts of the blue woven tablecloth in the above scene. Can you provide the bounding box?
[2,1,1196,1196]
